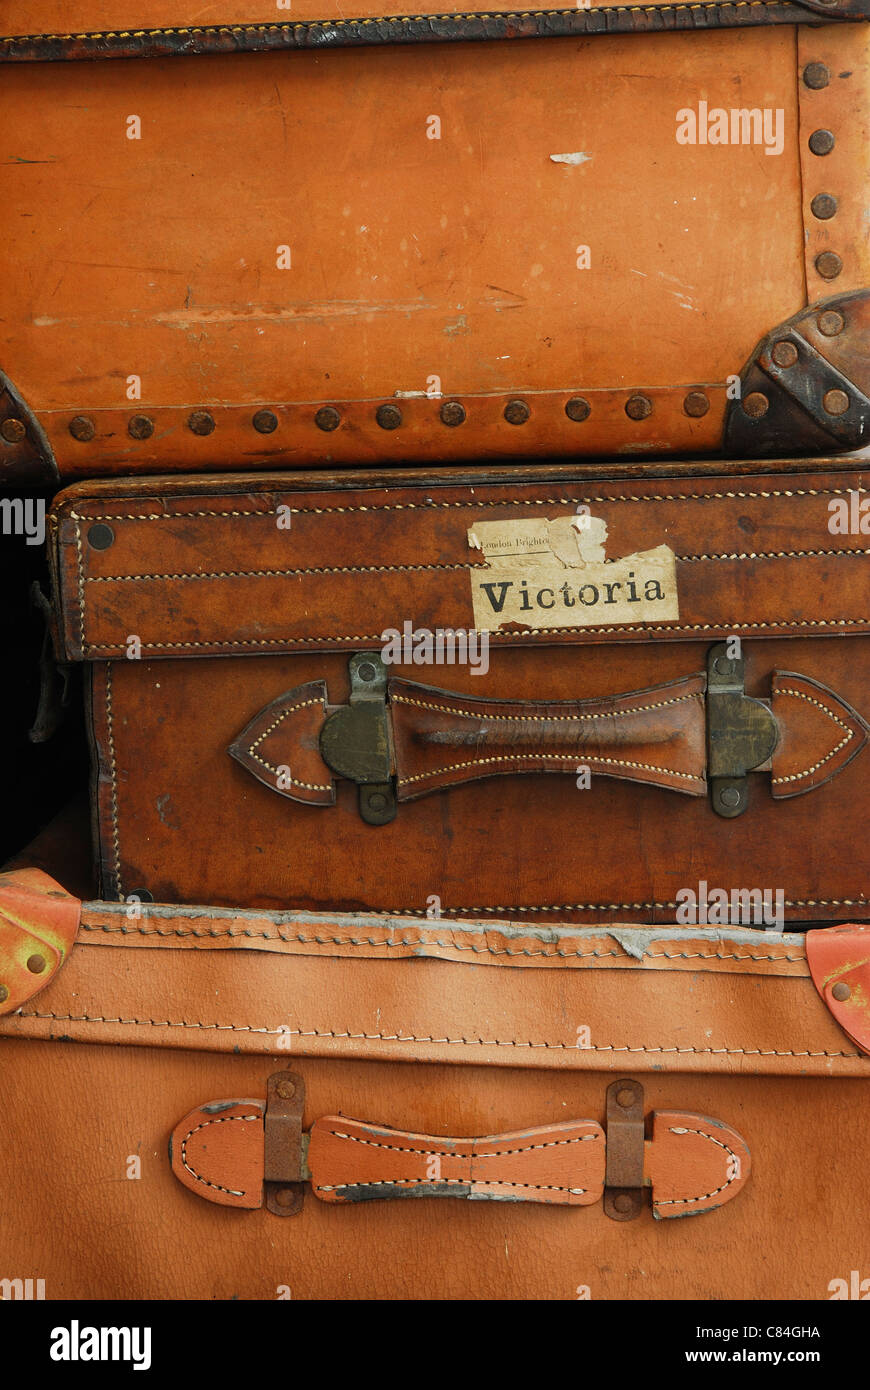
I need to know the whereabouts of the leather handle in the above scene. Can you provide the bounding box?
[170,1077,752,1221]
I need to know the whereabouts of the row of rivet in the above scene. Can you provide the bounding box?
[64,391,713,442]
[741,305,848,421]
[802,61,842,281]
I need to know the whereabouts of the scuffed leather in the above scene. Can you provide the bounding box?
[806,924,870,1056]
[0,868,81,1015]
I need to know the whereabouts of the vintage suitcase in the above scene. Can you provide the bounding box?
[47,459,869,925]
[1,841,869,1301]
[2,4,870,483]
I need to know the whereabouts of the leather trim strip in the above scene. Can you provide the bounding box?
[3,4,866,64]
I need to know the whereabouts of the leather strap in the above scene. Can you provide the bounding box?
[807,925,870,1056]
[170,1082,751,1219]
[0,868,80,1016]
[231,663,867,806]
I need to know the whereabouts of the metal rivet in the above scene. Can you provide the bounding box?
[188,410,215,436]
[816,251,843,280]
[87,522,115,551]
[0,985,8,1004]
[714,657,736,676]
[0,417,26,444]
[720,786,742,808]
[771,341,798,369]
[128,888,154,904]
[565,397,591,423]
[252,409,278,434]
[811,193,838,221]
[27,954,46,975]
[613,1193,634,1214]
[127,415,154,440]
[357,661,377,682]
[69,416,96,442]
[274,1188,298,1208]
[808,129,835,157]
[615,1086,636,1108]
[817,309,844,337]
[683,391,709,418]
[832,982,851,1002]
[742,392,769,419]
[367,792,387,811]
[504,399,530,425]
[625,394,652,421]
[823,389,850,417]
[440,401,466,427]
[376,404,402,430]
[803,62,830,89]
[314,406,341,432]
[276,1081,296,1100]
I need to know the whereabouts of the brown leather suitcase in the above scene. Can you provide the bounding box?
[47,459,869,926]
[1,833,869,1301]
[2,3,870,483]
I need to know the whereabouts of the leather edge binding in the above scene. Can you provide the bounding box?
[1,3,867,64]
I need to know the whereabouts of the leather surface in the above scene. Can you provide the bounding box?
[2,1039,868,1298]
[47,466,870,922]
[807,924,870,1054]
[2,27,868,471]
[0,868,81,1015]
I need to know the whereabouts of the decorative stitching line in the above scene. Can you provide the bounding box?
[378,896,867,914]
[13,1012,864,1059]
[180,1114,257,1197]
[76,922,807,964]
[325,1127,601,1158]
[772,685,856,785]
[397,750,705,787]
[0,5,801,48]
[245,696,333,790]
[314,1177,589,1194]
[657,1125,739,1207]
[104,665,123,900]
[391,689,701,721]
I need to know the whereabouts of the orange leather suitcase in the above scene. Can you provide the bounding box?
[2,2,870,483]
[1,829,869,1301]
[46,458,869,926]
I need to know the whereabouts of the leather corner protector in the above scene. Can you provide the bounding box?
[724,290,870,457]
[170,1100,266,1209]
[0,367,58,487]
[228,681,335,806]
[0,867,80,1015]
[806,925,870,1056]
[770,672,869,798]
[647,1110,751,1219]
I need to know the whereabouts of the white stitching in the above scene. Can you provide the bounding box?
[326,1127,600,1159]
[245,695,333,790]
[391,689,702,722]
[656,1125,740,1207]
[397,751,705,787]
[104,665,123,899]
[180,1113,258,1198]
[772,684,857,785]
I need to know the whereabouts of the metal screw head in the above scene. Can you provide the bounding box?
[357,661,377,682]
[376,403,402,431]
[440,401,466,427]
[367,791,387,812]
[69,415,95,442]
[314,406,341,432]
[252,409,278,434]
[87,522,115,551]
[0,417,26,444]
[276,1080,296,1100]
[817,310,844,338]
[128,414,154,440]
[808,129,835,157]
[742,391,769,420]
[771,340,798,369]
[823,389,850,417]
[683,391,709,418]
[188,410,215,436]
[816,251,843,280]
[26,954,46,975]
[720,786,742,809]
[803,62,830,89]
[0,985,8,1004]
[811,193,838,221]
[565,397,591,423]
[625,394,652,421]
[504,399,530,425]
[832,982,851,1002]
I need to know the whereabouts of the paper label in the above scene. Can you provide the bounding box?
[467,513,679,630]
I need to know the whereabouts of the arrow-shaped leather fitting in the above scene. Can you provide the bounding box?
[0,868,81,1016]
[169,1074,751,1221]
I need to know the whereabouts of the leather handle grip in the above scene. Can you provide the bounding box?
[389,672,708,801]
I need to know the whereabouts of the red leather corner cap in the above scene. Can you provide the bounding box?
[806,925,870,1057]
[0,867,80,1016]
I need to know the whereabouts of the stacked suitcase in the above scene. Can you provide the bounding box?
[1,0,869,1303]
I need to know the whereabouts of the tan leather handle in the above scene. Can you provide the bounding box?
[170,1074,751,1221]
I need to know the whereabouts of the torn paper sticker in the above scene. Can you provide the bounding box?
[467,514,679,630]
